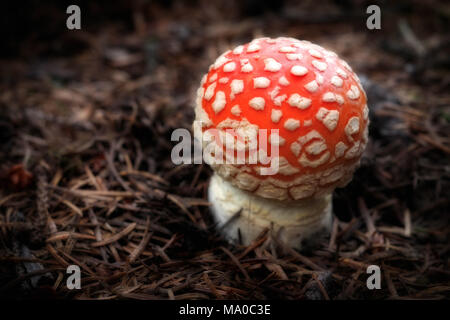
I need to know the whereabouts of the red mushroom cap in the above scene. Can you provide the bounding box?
[194,37,369,200]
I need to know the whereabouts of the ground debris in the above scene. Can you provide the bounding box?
[0,0,448,300]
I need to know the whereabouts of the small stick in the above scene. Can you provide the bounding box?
[221,246,250,281]
[91,223,136,247]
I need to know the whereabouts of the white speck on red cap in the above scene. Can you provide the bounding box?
[204,82,216,101]
[273,94,287,106]
[304,80,318,93]
[316,107,340,131]
[290,65,308,76]
[278,76,290,86]
[230,79,244,100]
[286,53,303,61]
[223,62,236,72]
[233,45,244,54]
[231,105,241,116]
[271,109,282,123]
[346,85,360,100]
[316,74,324,84]
[213,54,230,69]
[331,75,343,87]
[279,46,296,53]
[247,43,261,53]
[336,68,348,79]
[264,58,282,72]
[312,60,327,71]
[253,77,271,88]
[322,92,337,103]
[284,118,301,131]
[288,94,311,109]
[209,73,218,82]
[249,97,265,110]
[335,142,348,158]
[212,91,226,113]
[309,49,323,59]
[241,60,253,73]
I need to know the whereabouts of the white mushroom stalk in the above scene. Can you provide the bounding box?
[194,37,369,249]
[209,174,332,248]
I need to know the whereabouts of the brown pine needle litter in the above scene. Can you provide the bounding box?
[0,0,449,300]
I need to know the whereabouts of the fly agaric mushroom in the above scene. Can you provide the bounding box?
[194,37,369,249]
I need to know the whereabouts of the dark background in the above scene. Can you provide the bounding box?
[0,0,448,300]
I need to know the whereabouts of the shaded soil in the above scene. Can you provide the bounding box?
[0,0,449,299]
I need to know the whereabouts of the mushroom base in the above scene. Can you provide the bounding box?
[208,174,332,249]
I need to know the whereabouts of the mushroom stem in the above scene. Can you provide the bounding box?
[209,174,332,249]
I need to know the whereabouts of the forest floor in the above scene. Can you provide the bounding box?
[0,1,449,299]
